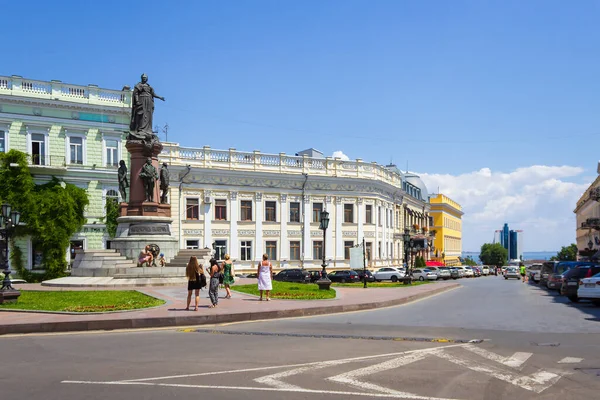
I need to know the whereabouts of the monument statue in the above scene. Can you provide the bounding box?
[159,162,170,204]
[128,73,165,142]
[118,160,129,202]
[139,158,158,202]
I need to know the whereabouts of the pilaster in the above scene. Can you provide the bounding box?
[280,194,288,261]
[230,191,239,259]
[254,192,263,261]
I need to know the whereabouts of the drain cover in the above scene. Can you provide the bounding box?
[575,368,600,377]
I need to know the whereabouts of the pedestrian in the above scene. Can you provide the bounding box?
[520,263,527,283]
[208,258,221,308]
[185,256,206,311]
[158,253,166,267]
[257,253,273,301]
[222,254,235,299]
[138,245,153,267]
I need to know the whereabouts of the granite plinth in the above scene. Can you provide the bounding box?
[110,216,178,263]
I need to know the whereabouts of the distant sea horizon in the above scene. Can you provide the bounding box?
[462,251,557,261]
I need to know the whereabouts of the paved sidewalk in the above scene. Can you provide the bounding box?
[0,281,460,335]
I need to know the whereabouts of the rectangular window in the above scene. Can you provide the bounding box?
[106,139,118,167]
[31,133,46,165]
[241,200,252,221]
[214,199,227,220]
[69,137,83,165]
[366,242,373,260]
[0,130,5,153]
[186,240,199,249]
[214,240,227,260]
[344,204,354,223]
[365,205,372,224]
[313,203,323,222]
[344,241,354,260]
[289,202,300,223]
[290,241,301,260]
[265,201,276,222]
[266,241,277,261]
[378,241,382,258]
[186,198,199,220]
[313,240,323,260]
[241,241,252,261]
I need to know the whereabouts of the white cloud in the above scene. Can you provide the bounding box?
[419,165,589,252]
[332,150,350,161]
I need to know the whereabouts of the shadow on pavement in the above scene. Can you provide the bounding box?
[527,281,600,322]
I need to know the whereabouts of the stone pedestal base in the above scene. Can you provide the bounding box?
[120,202,171,218]
[0,289,21,304]
[110,216,178,263]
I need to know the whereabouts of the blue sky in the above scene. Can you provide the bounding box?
[4,0,599,251]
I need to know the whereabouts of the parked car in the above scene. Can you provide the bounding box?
[481,266,490,276]
[560,265,600,302]
[373,267,405,282]
[463,266,475,278]
[547,261,596,291]
[453,267,466,278]
[328,270,360,283]
[448,267,460,279]
[527,263,543,283]
[472,267,482,277]
[504,267,520,280]
[539,261,558,287]
[308,270,322,283]
[273,269,311,283]
[578,272,600,306]
[436,267,452,280]
[412,268,437,281]
[353,269,375,283]
[425,266,441,280]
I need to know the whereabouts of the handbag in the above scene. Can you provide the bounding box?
[219,273,224,284]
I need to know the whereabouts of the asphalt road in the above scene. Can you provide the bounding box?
[2,276,599,400]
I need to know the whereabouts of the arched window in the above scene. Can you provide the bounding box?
[106,189,119,200]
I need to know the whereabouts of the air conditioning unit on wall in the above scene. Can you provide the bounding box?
[204,196,212,204]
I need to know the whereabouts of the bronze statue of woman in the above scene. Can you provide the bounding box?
[129,74,165,139]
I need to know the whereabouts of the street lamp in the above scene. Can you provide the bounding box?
[316,210,331,289]
[0,203,21,303]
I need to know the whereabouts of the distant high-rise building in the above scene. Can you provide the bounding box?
[495,223,523,260]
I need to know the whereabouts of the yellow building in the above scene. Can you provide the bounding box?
[429,194,463,266]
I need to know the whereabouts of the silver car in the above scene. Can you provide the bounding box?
[504,267,520,280]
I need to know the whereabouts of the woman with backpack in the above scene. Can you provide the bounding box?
[185,256,206,311]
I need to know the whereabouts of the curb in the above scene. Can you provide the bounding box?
[0,283,459,335]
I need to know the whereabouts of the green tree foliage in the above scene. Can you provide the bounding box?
[415,256,426,268]
[550,244,578,261]
[0,150,89,281]
[464,256,477,266]
[104,198,119,238]
[479,243,508,268]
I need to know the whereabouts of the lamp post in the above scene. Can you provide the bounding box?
[316,210,331,290]
[0,203,21,303]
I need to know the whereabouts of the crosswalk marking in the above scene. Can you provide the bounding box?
[463,345,532,369]
[557,357,583,364]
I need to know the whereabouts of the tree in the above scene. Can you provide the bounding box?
[464,256,477,266]
[479,243,508,268]
[551,244,578,261]
[0,150,89,281]
[414,256,426,268]
[104,198,119,238]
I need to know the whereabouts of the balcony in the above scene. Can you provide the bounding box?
[0,75,131,108]
[581,218,600,230]
[29,155,66,170]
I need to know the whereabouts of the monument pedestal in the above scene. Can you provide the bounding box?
[110,216,178,263]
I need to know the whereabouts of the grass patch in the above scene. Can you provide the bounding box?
[0,290,165,312]
[332,281,432,288]
[233,281,336,299]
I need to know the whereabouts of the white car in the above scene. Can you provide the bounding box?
[481,266,490,276]
[412,268,437,281]
[373,267,405,282]
[527,264,542,283]
[462,266,474,278]
[578,273,600,305]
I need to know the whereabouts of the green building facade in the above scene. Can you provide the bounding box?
[0,75,132,271]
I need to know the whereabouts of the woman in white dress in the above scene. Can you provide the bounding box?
[257,253,273,301]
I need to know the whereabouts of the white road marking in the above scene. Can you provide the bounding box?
[557,357,583,364]
[463,345,532,369]
[431,348,563,394]
[61,380,463,399]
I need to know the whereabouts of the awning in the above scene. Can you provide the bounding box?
[426,261,444,267]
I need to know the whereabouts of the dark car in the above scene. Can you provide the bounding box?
[353,269,375,282]
[308,270,322,283]
[273,269,311,283]
[539,261,558,287]
[560,265,600,302]
[547,261,597,291]
[328,270,360,283]
[448,267,460,279]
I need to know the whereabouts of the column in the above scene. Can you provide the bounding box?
[280,194,288,262]
[375,201,380,262]
[203,191,213,248]
[335,197,343,261]
[357,198,364,244]
[302,195,311,265]
[229,192,239,260]
[382,205,387,262]
[254,192,263,262]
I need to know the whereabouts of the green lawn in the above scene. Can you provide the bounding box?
[233,281,336,299]
[332,281,432,288]
[0,290,165,312]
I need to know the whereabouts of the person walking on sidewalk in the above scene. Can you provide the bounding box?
[222,254,235,299]
[208,258,221,308]
[520,263,527,283]
[185,256,206,311]
[257,253,273,301]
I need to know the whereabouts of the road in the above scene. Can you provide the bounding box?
[2,276,599,400]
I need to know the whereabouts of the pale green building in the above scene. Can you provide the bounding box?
[0,75,132,271]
